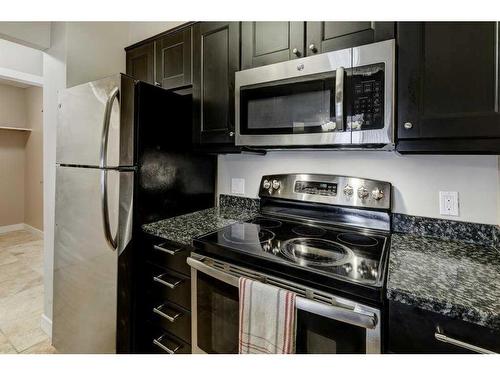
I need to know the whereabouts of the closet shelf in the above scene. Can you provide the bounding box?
[0,126,32,132]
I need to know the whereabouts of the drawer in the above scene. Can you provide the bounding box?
[150,326,191,354]
[388,301,500,354]
[149,240,191,276]
[151,301,191,344]
[149,265,191,311]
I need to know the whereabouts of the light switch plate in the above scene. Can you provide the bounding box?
[231,178,245,195]
[439,191,459,216]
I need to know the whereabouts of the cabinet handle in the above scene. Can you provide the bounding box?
[434,332,497,354]
[153,303,183,322]
[153,333,182,354]
[308,43,317,53]
[403,122,413,130]
[154,243,183,256]
[154,81,161,87]
[153,272,183,289]
[229,131,235,137]
[292,48,301,57]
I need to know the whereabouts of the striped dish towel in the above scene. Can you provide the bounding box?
[238,277,296,354]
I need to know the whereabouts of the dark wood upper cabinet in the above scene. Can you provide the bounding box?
[241,22,305,69]
[126,42,155,84]
[397,22,500,153]
[193,22,240,145]
[155,27,192,90]
[306,22,395,55]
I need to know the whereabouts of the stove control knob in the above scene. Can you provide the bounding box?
[371,188,384,201]
[262,179,271,190]
[357,186,369,199]
[343,185,354,196]
[272,179,281,190]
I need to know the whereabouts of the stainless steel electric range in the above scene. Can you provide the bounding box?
[189,173,392,354]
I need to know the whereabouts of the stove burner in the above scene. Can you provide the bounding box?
[250,217,282,229]
[337,233,378,247]
[222,224,275,244]
[280,238,353,267]
[292,225,326,237]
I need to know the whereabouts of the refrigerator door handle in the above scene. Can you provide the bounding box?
[100,169,118,250]
[99,86,119,168]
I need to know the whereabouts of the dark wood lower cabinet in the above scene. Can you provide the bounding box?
[192,22,240,146]
[135,234,193,354]
[388,301,500,354]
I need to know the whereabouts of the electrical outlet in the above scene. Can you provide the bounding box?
[439,191,459,216]
[231,178,245,195]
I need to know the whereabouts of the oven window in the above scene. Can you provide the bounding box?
[296,310,367,354]
[240,72,343,135]
[197,272,239,354]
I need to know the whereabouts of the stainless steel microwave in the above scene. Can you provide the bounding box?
[235,39,395,149]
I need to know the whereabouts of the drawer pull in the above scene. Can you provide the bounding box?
[152,333,182,354]
[153,303,183,322]
[153,273,183,289]
[154,243,183,256]
[435,332,497,354]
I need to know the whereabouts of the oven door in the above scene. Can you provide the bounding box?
[235,47,352,147]
[188,255,381,354]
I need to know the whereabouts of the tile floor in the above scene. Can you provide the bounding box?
[0,230,56,354]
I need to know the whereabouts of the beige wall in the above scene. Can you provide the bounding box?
[0,84,27,227]
[0,83,43,229]
[0,83,27,128]
[24,86,43,230]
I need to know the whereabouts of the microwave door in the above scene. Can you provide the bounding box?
[235,47,352,147]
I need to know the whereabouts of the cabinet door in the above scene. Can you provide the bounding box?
[193,22,240,145]
[155,27,192,90]
[241,22,305,69]
[126,42,155,84]
[306,22,394,55]
[397,22,500,150]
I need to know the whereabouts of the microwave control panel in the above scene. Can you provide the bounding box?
[351,63,385,130]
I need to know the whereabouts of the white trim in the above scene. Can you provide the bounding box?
[0,66,43,87]
[40,314,52,338]
[0,223,25,234]
[23,223,44,237]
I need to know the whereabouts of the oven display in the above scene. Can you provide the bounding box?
[295,181,337,196]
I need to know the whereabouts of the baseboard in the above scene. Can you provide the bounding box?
[23,223,44,237]
[0,223,43,237]
[41,314,52,338]
[0,223,25,234]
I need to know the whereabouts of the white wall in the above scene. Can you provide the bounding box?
[0,22,51,50]
[127,22,185,46]
[0,39,43,77]
[42,22,67,336]
[66,22,129,88]
[218,152,500,225]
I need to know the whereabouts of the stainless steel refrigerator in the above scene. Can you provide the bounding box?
[53,74,215,353]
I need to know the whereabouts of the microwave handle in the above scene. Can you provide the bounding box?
[187,256,377,330]
[335,67,345,131]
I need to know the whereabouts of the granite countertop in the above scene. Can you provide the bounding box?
[142,194,500,330]
[387,233,500,330]
[142,195,260,246]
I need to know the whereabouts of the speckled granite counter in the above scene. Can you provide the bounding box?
[387,233,500,330]
[142,195,259,246]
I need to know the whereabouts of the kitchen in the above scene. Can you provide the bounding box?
[0,1,499,373]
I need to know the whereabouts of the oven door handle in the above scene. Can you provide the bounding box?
[335,67,345,131]
[187,257,378,330]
